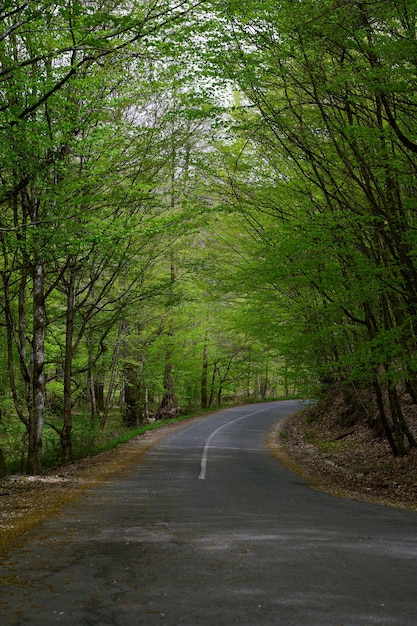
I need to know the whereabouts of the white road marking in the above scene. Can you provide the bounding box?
[198,406,273,480]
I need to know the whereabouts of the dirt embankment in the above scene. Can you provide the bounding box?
[271,394,417,512]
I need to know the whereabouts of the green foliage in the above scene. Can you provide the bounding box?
[4,0,417,471]
[199,0,417,454]
[0,0,230,473]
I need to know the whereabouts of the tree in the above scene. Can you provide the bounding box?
[0,0,211,473]
[204,0,417,454]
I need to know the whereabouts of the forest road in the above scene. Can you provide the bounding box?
[1,400,417,625]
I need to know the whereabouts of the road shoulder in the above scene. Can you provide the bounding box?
[268,410,417,512]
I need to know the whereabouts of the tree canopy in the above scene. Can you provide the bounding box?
[1,0,417,473]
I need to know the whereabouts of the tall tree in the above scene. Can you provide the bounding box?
[0,0,210,472]
[204,0,417,453]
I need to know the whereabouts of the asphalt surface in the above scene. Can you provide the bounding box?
[1,400,417,625]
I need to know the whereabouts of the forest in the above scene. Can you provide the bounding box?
[1,0,417,475]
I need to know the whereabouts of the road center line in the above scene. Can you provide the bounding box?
[198,406,273,480]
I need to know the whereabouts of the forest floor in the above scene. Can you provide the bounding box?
[2,401,417,557]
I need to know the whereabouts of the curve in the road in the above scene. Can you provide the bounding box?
[1,400,417,626]
[198,405,274,480]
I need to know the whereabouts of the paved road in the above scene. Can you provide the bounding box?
[1,400,417,625]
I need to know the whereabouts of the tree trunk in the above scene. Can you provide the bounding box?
[100,320,125,430]
[157,354,178,418]
[387,382,416,451]
[404,379,417,406]
[283,361,289,398]
[0,447,7,478]
[89,374,98,419]
[208,363,218,408]
[61,265,76,465]
[123,364,143,427]
[2,272,29,428]
[87,326,98,419]
[260,362,268,400]
[201,332,209,409]
[95,380,105,412]
[27,262,46,475]
[373,380,400,457]
[156,255,178,419]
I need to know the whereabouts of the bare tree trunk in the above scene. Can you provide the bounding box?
[157,353,177,418]
[100,320,124,430]
[27,262,46,474]
[260,362,268,400]
[61,265,76,465]
[387,382,416,451]
[201,331,209,409]
[373,380,401,457]
[95,379,105,412]
[18,270,32,415]
[2,273,29,428]
[283,361,289,398]
[87,325,98,419]
[123,364,143,427]
[0,447,7,478]
[208,363,218,408]
[156,255,178,419]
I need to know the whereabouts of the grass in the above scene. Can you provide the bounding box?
[303,429,318,444]
[78,411,204,459]
[316,440,347,454]
[302,429,348,454]
[0,405,217,474]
